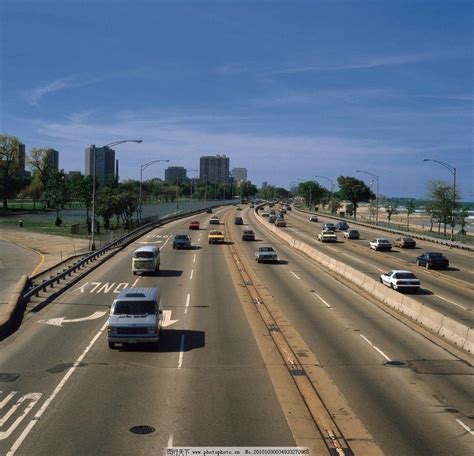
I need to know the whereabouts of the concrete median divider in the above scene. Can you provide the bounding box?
[254,208,473,354]
[0,275,31,340]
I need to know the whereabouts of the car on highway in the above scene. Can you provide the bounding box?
[234,216,244,225]
[132,245,160,275]
[249,204,255,208]
[394,236,416,248]
[318,231,337,243]
[208,230,225,244]
[268,214,278,223]
[209,215,220,225]
[380,270,421,293]
[269,209,276,215]
[261,212,270,218]
[343,229,360,239]
[255,246,278,263]
[370,238,392,251]
[335,221,350,231]
[189,220,200,230]
[323,222,336,231]
[172,234,192,249]
[242,230,256,241]
[107,287,162,349]
[280,208,287,214]
[416,252,449,269]
[206,208,213,213]
[275,219,287,227]
[309,215,319,222]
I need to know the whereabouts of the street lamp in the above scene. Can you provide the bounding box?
[139,159,170,224]
[423,158,457,241]
[357,170,379,224]
[91,139,142,250]
[315,175,334,213]
[188,169,198,212]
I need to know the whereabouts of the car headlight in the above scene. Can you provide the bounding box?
[107,326,117,334]
[147,326,157,334]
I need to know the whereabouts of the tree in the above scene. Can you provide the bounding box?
[296,181,325,208]
[69,174,94,222]
[456,206,469,235]
[405,200,417,228]
[96,187,119,229]
[337,176,375,219]
[115,191,139,228]
[0,134,23,209]
[385,201,398,225]
[426,179,459,236]
[28,148,55,190]
[42,170,70,225]
[239,181,258,200]
[24,174,44,209]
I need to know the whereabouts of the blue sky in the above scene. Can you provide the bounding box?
[1,0,472,198]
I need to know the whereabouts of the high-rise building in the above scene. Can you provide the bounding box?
[165,166,187,183]
[232,167,247,183]
[262,181,268,189]
[45,149,59,170]
[18,143,26,177]
[200,154,230,183]
[84,145,116,181]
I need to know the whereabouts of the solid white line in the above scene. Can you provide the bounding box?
[312,292,332,308]
[178,335,185,369]
[376,268,385,272]
[360,334,392,362]
[455,419,474,436]
[185,293,190,315]
[343,253,366,264]
[130,277,140,287]
[291,271,301,280]
[8,321,108,455]
[435,294,468,310]
[193,254,196,263]
[190,269,194,280]
[167,433,174,448]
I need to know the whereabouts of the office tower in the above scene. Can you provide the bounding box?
[165,166,187,183]
[232,167,247,183]
[199,154,230,183]
[84,145,116,180]
[45,149,59,170]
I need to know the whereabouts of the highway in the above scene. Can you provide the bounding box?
[0,205,472,455]
[280,207,474,325]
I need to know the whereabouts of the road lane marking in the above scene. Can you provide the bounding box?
[39,311,107,327]
[312,292,332,308]
[435,294,468,310]
[185,293,190,314]
[178,335,185,369]
[167,433,174,448]
[291,271,301,280]
[30,251,45,277]
[161,235,172,249]
[193,254,196,263]
[343,253,366,264]
[162,310,178,327]
[455,419,474,436]
[0,393,42,441]
[376,268,385,272]
[360,334,392,362]
[190,269,194,280]
[7,321,108,455]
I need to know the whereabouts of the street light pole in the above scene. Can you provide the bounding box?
[356,170,379,224]
[423,158,457,242]
[139,159,169,224]
[90,139,142,250]
[188,169,198,212]
[315,175,334,213]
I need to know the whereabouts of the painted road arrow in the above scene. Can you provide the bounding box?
[162,310,178,328]
[39,311,107,327]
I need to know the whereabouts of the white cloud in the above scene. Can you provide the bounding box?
[23,76,101,106]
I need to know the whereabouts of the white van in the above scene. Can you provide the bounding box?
[132,245,160,275]
[107,287,162,349]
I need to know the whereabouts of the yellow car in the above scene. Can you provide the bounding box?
[208,230,225,244]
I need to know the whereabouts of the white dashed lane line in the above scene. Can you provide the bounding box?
[291,271,301,280]
[360,334,392,362]
[312,291,332,308]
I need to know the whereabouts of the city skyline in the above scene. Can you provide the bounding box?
[1,1,472,198]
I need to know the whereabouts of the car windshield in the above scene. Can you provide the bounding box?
[113,300,156,315]
[210,230,223,235]
[134,251,154,258]
[403,238,413,241]
[175,235,188,240]
[428,253,443,258]
[260,247,274,252]
[379,240,390,243]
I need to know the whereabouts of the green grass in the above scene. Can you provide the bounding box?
[0,219,89,238]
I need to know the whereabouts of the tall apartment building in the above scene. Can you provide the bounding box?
[165,166,187,183]
[84,145,116,181]
[45,149,59,170]
[231,167,247,183]
[199,154,230,183]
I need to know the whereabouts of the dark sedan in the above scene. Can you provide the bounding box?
[172,234,192,249]
[416,252,449,270]
[242,230,256,241]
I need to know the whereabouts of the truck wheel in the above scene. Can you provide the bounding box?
[425,263,430,269]
[416,260,421,266]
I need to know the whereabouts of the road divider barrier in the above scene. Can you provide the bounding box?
[255,207,473,354]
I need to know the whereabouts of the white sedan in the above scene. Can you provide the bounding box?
[380,270,421,293]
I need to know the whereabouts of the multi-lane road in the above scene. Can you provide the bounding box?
[0,205,472,455]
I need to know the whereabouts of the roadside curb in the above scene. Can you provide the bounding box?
[255,207,473,355]
[0,275,31,340]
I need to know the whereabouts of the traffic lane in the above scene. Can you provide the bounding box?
[240,210,474,456]
[280,212,474,320]
[288,208,474,279]
[14,209,294,455]
[0,240,39,305]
